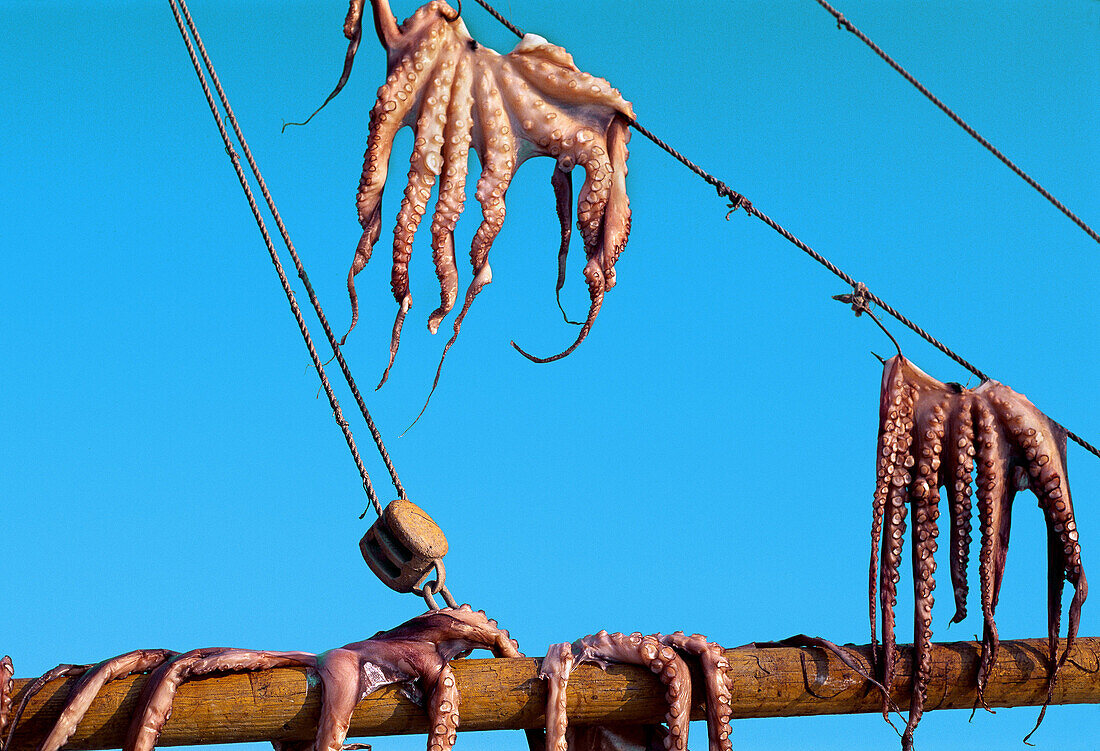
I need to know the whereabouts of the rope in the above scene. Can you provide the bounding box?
[471,0,525,38]
[169,0,399,516]
[466,0,1100,462]
[813,0,1100,246]
[175,0,406,511]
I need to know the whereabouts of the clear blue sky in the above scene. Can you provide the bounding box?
[3,2,1098,750]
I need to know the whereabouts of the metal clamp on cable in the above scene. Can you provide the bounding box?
[361,499,455,609]
[832,281,871,317]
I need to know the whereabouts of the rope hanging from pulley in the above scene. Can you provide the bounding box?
[170,0,463,609]
[171,0,1100,623]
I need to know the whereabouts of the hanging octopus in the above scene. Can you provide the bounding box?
[315,0,633,396]
[870,354,1087,749]
[3,609,732,751]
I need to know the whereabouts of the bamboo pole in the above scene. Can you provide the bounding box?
[6,637,1099,750]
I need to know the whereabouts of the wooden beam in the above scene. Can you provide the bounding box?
[7,637,1099,750]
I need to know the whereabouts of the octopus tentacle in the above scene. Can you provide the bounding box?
[427,54,475,335]
[539,643,575,751]
[902,401,946,751]
[426,665,459,751]
[573,631,692,751]
[871,359,910,658]
[313,647,369,751]
[37,649,178,751]
[0,657,12,751]
[126,649,316,751]
[365,0,401,50]
[942,395,975,624]
[972,400,1017,708]
[595,115,632,290]
[879,383,913,716]
[658,633,732,751]
[550,166,577,324]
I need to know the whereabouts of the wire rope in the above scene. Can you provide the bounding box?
[812,0,1100,246]
[466,0,1100,461]
[169,0,406,516]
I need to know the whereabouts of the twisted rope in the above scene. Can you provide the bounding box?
[170,0,410,516]
[465,0,1100,461]
[814,0,1099,246]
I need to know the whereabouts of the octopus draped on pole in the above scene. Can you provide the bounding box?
[328,0,633,392]
[4,607,732,751]
[871,354,1087,749]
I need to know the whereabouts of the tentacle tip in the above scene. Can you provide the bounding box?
[510,340,543,362]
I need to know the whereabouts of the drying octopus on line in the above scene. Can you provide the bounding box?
[4,607,732,751]
[312,0,633,399]
[870,354,1087,750]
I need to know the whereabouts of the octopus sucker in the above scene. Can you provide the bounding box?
[870,355,1088,747]
[329,0,631,404]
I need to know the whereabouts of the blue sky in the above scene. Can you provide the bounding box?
[3,2,1098,750]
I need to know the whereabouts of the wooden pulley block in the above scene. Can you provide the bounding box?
[361,499,449,593]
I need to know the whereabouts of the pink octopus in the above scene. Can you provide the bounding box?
[870,354,1087,748]
[5,609,731,751]
[318,0,633,397]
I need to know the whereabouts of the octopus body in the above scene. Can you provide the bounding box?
[8,614,732,751]
[871,355,1087,749]
[336,0,633,391]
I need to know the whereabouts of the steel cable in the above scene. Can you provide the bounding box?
[169,0,396,516]
[813,0,1100,246]
[466,0,1100,461]
[174,0,407,512]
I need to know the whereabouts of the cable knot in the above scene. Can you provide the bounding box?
[833,281,871,317]
[723,188,753,219]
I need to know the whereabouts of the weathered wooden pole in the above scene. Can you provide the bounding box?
[7,637,1099,750]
